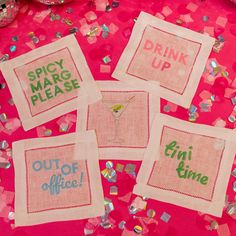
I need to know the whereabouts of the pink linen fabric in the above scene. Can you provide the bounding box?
[26,145,90,213]
[14,48,82,116]
[127,25,201,94]
[148,126,224,200]
[87,91,149,148]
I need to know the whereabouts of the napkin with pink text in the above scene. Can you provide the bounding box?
[112,11,215,108]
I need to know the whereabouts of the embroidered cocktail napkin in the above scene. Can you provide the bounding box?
[0,35,101,130]
[13,131,104,226]
[134,114,236,216]
[112,11,215,108]
[77,81,160,160]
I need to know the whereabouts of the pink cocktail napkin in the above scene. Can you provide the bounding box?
[134,114,236,216]
[77,81,160,160]
[13,131,104,226]
[0,35,101,130]
[112,11,215,108]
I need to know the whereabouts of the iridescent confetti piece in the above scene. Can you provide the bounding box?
[189,105,197,113]
[232,168,236,178]
[0,161,11,169]
[218,35,224,42]
[202,16,209,22]
[226,203,236,216]
[230,97,236,105]
[110,186,118,195]
[105,5,112,12]
[210,221,219,230]
[8,211,14,220]
[160,212,171,223]
[118,220,126,230]
[147,209,156,218]
[66,7,73,14]
[133,225,143,234]
[228,106,236,123]
[62,18,73,26]
[12,36,18,42]
[0,141,9,150]
[59,123,69,132]
[32,36,40,44]
[9,45,16,53]
[0,113,7,123]
[116,163,124,172]
[129,204,139,214]
[130,197,147,213]
[106,161,113,169]
[55,32,62,38]
[69,27,78,34]
[213,40,224,53]
[103,55,111,64]
[163,105,170,113]
[104,198,114,213]
[0,83,6,89]
[125,164,136,174]
[233,181,236,192]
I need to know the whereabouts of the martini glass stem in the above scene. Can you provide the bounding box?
[114,118,120,142]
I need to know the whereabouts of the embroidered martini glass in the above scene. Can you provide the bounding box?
[102,96,135,144]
